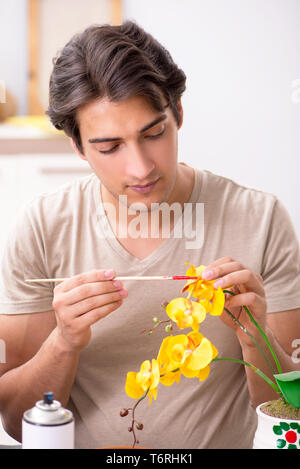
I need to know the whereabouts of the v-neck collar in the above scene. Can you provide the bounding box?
[93,168,202,268]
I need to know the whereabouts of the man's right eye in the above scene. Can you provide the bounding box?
[98,144,119,154]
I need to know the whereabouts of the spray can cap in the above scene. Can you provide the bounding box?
[23,392,73,426]
[43,392,54,405]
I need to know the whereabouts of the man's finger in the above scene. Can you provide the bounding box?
[63,280,123,306]
[59,269,116,293]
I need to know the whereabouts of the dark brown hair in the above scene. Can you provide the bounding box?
[46,21,186,153]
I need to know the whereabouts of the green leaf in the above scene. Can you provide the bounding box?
[213,357,280,393]
[276,438,286,448]
[223,290,282,374]
[273,425,283,435]
[223,306,276,374]
[274,371,300,408]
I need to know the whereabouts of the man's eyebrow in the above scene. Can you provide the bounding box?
[88,113,167,144]
[140,113,167,133]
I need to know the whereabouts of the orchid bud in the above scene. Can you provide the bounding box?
[120,408,129,417]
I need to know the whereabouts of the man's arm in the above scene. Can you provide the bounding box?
[267,309,300,357]
[0,269,127,442]
[0,311,79,442]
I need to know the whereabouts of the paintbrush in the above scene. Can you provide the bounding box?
[25,275,198,283]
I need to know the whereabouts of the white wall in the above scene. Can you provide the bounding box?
[0,0,28,115]
[123,0,300,239]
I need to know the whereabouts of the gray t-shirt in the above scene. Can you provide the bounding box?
[1,167,300,449]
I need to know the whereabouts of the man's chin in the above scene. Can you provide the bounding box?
[124,197,167,213]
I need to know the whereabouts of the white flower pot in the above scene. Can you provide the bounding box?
[253,403,300,449]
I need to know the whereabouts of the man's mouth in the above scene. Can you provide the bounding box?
[128,178,159,194]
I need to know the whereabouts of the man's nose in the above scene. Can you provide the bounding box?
[125,143,156,181]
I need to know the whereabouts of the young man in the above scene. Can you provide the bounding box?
[0,21,299,449]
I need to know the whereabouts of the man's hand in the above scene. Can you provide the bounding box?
[52,269,127,353]
[202,257,267,347]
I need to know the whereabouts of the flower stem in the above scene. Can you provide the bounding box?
[130,388,149,448]
[140,319,171,335]
[213,357,281,394]
[224,307,276,375]
[223,289,282,374]
[243,304,282,374]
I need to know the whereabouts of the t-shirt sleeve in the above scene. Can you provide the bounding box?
[0,204,54,314]
[262,198,300,313]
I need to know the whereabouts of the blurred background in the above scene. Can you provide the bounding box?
[0,0,299,446]
[0,0,299,248]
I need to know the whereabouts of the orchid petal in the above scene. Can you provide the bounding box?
[188,338,214,370]
[125,372,144,399]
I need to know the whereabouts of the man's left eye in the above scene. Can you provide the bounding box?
[145,126,166,139]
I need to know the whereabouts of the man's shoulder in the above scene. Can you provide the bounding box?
[197,169,277,206]
[26,173,97,213]
[15,173,98,236]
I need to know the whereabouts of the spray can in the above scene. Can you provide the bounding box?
[22,392,74,449]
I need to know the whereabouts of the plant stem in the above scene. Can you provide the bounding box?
[130,388,149,448]
[224,307,276,375]
[243,304,282,374]
[140,319,171,335]
[223,289,282,374]
[213,357,281,394]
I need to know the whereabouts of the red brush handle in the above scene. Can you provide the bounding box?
[171,276,198,280]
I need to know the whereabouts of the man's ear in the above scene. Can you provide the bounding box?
[70,138,87,161]
[177,99,184,130]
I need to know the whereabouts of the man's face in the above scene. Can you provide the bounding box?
[75,95,182,210]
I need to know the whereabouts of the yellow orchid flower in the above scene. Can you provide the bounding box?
[125,358,160,404]
[165,297,206,331]
[182,263,225,316]
[157,332,218,383]
[183,264,211,296]
[181,331,218,381]
[157,335,181,386]
[198,287,225,316]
